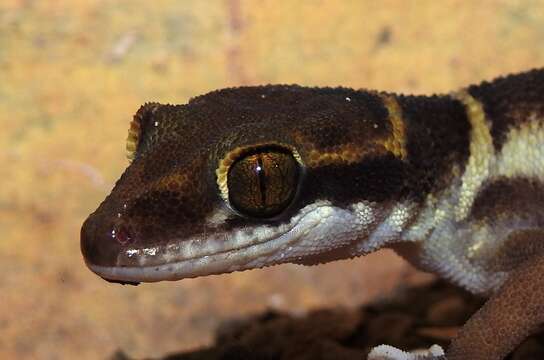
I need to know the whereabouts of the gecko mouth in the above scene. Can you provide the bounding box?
[87,227,298,282]
[85,201,346,283]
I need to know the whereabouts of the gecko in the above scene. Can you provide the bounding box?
[81,68,544,360]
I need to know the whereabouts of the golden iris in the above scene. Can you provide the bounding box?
[227,147,300,218]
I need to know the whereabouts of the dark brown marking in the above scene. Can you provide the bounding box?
[468,69,544,151]
[470,177,544,223]
[293,89,391,150]
[397,94,471,197]
[299,153,408,205]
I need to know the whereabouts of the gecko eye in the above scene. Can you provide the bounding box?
[227,147,300,218]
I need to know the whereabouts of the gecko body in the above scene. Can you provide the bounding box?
[81,69,544,360]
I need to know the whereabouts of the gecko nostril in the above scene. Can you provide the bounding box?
[111,224,133,245]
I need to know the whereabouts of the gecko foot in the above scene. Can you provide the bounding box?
[368,344,446,360]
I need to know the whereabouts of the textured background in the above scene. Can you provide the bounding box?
[2,1,544,359]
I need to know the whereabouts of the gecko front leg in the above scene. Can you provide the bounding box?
[370,230,544,360]
[446,233,544,359]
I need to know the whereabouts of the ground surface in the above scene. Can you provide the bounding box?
[3,1,544,359]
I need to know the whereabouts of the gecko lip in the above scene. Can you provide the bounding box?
[86,216,308,282]
[84,201,339,282]
[86,231,291,282]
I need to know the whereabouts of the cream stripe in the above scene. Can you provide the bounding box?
[379,93,407,160]
[452,90,495,221]
[496,117,544,180]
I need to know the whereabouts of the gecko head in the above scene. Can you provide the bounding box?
[81,85,411,283]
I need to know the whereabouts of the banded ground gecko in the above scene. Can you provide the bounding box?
[81,69,544,359]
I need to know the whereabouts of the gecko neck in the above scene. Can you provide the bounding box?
[317,91,473,260]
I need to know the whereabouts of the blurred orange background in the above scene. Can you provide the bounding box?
[2,1,544,358]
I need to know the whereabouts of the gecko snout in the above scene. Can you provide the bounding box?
[80,213,124,269]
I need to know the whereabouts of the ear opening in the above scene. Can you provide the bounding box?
[126,103,162,162]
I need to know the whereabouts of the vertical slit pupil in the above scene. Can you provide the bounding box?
[256,155,267,206]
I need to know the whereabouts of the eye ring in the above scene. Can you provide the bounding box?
[226,146,301,218]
